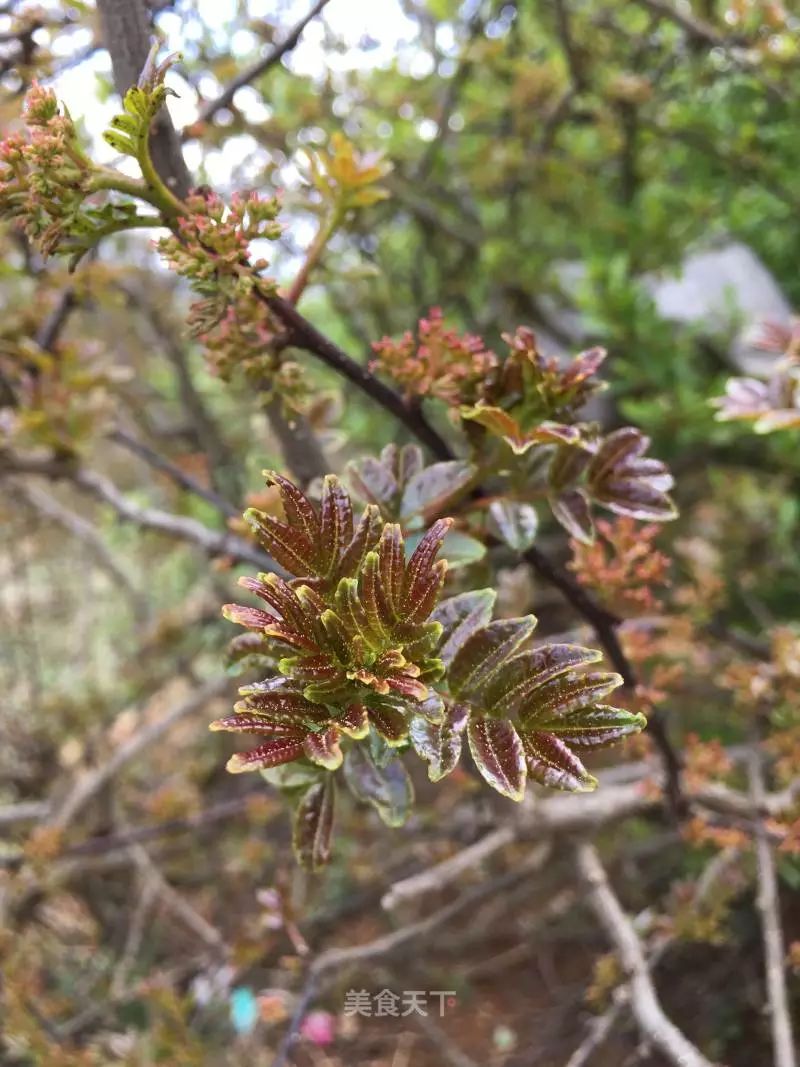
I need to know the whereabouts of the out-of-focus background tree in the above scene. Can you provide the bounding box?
[2,1,800,1064]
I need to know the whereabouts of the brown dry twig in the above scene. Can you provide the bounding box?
[574,841,716,1067]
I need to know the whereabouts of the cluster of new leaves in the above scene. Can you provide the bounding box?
[214,472,646,868]
[461,327,606,451]
[102,45,180,160]
[372,312,676,544]
[0,334,129,453]
[370,307,498,406]
[713,319,800,433]
[156,190,283,380]
[303,132,391,215]
[547,427,676,544]
[569,516,671,616]
[0,83,143,265]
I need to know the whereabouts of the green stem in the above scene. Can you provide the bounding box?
[287,207,343,305]
[89,169,156,204]
[135,124,187,220]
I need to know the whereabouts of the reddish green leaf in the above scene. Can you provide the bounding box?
[293,778,335,871]
[432,589,497,666]
[242,573,310,633]
[222,603,277,631]
[449,616,538,698]
[403,518,452,607]
[337,703,370,738]
[245,508,318,577]
[520,730,597,792]
[538,704,646,747]
[319,474,353,575]
[303,726,343,770]
[377,523,404,618]
[226,735,307,773]
[483,644,604,716]
[518,670,624,726]
[264,469,318,544]
[403,563,448,624]
[337,504,383,580]
[208,713,300,735]
[467,717,526,801]
[366,701,409,744]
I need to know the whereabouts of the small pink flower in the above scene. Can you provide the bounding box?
[300,1010,336,1047]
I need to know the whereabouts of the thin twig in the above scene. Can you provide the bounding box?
[565,847,739,1067]
[748,736,797,1067]
[574,841,716,1067]
[11,478,149,621]
[50,674,229,830]
[130,844,227,951]
[0,452,276,571]
[191,0,332,131]
[108,427,237,517]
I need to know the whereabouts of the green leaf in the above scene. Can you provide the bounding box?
[343,744,414,826]
[261,761,325,793]
[293,778,335,870]
[409,701,469,781]
[467,718,526,801]
[488,500,539,552]
[406,528,485,570]
[399,460,476,523]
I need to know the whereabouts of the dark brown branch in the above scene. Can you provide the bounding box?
[265,292,455,459]
[190,0,332,133]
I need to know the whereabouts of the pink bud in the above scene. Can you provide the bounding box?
[300,1010,336,1047]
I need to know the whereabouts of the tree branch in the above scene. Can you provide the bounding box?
[190,0,332,133]
[574,841,716,1067]
[49,674,229,831]
[265,292,455,458]
[96,0,191,197]
[0,452,276,571]
[108,427,237,517]
[748,737,797,1067]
